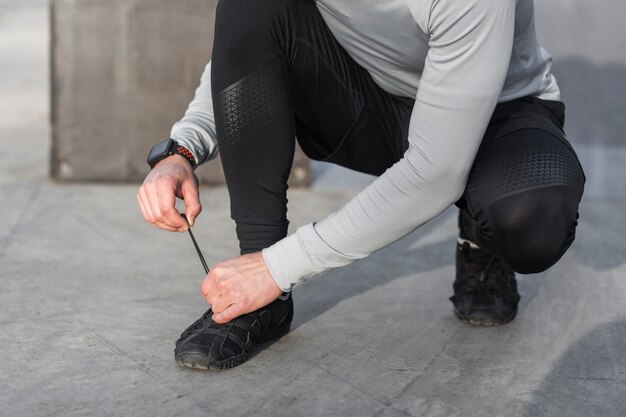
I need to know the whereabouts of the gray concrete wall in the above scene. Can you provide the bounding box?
[534,0,626,147]
[50,0,311,186]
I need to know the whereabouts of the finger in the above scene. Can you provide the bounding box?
[200,272,216,299]
[139,188,179,232]
[145,182,185,231]
[181,178,202,227]
[156,185,189,231]
[204,277,220,306]
[138,187,156,223]
[213,303,246,324]
[136,189,150,223]
[205,288,221,306]
[140,187,179,232]
[145,182,167,227]
[210,293,234,315]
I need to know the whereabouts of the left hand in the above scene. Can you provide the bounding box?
[201,252,283,324]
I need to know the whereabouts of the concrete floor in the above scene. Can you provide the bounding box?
[1,1,625,416]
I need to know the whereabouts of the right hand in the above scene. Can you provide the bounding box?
[136,154,202,232]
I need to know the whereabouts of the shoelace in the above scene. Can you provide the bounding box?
[479,256,515,296]
[461,244,512,297]
[180,213,209,274]
[180,304,266,342]
[178,309,214,340]
[478,256,496,283]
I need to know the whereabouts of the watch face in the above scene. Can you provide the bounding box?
[148,139,175,166]
[150,139,173,157]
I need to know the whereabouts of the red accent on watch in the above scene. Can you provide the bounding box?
[176,145,196,167]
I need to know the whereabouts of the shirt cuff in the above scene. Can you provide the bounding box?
[170,134,202,168]
[261,222,360,292]
[170,126,219,166]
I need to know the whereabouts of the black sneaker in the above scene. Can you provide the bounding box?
[450,241,520,326]
[174,294,293,370]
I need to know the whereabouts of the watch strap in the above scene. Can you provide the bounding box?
[175,144,197,168]
[147,138,197,169]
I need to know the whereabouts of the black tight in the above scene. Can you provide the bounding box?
[211,0,410,254]
[211,0,585,273]
[458,124,585,273]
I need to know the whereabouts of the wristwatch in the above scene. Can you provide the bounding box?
[147,138,196,169]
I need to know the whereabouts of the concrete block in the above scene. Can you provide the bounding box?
[50,0,311,186]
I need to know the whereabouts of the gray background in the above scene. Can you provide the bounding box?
[48,0,310,186]
[1,1,625,416]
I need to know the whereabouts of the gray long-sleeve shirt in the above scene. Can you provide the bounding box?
[171,0,560,291]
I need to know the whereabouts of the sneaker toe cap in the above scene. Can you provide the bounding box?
[175,334,242,369]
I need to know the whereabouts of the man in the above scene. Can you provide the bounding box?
[138,0,585,370]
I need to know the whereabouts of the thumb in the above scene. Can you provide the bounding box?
[181,177,202,226]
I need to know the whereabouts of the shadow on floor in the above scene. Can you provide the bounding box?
[524,317,626,417]
[291,206,547,330]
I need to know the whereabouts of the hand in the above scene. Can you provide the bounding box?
[201,252,284,324]
[137,155,201,232]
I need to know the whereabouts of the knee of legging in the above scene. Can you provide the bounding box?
[481,186,580,274]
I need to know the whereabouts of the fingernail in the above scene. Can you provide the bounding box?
[188,216,195,227]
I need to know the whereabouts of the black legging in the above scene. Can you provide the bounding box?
[211,0,585,274]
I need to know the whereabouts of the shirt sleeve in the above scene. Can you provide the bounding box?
[170,60,219,166]
[262,0,516,292]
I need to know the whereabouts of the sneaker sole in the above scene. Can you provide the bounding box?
[453,307,517,327]
[174,322,291,370]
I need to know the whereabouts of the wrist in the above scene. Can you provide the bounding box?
[153,154,193,170]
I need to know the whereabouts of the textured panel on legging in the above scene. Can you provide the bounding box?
[466,137,585,212]
[215,59,288,146]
